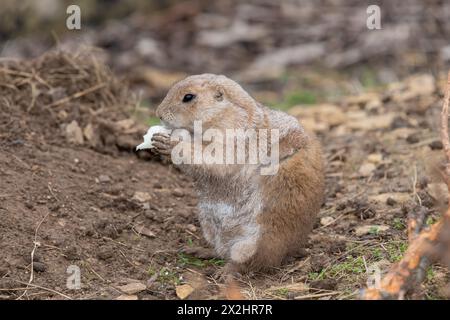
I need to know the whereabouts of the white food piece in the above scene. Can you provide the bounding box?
[136,125,171,150]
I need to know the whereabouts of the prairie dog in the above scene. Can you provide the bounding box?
[152,74,324,272]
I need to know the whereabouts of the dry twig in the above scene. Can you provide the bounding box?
[16,210,50,300]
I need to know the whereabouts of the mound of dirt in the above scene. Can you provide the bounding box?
[0,49,146,154]
[0,50,204,300]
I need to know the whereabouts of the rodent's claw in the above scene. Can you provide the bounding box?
[151,133,173,156]
[152,142,172,155]
[152,133,170,141]
[213,262,243,282]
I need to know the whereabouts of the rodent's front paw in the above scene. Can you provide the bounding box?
[151,133,173,156]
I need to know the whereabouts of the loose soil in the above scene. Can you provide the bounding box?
[0,51,449,300]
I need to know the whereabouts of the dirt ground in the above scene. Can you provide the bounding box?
[1,49,449,300]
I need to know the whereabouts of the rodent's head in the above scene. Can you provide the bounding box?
[156,74,261,132]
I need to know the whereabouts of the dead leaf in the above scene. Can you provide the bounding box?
[134,225,156,238]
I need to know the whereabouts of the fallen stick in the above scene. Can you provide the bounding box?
[363,212,449,299]
[45,82,106,108]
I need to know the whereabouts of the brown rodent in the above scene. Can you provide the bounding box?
[152,74,325,273]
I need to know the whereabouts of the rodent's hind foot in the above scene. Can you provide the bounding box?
[213,262,256,282]
[180,246,217,260]
[213,262,242,282]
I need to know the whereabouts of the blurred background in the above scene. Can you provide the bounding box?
[2,1,450,300]
[1,0,450,109]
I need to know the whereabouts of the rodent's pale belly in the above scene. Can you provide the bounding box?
[197,192,262,260]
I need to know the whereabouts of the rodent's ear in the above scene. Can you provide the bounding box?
[214,88,224,102]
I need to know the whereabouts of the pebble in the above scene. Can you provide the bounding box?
[355,225,389,236]
[98,175,111,183]
[175,284,194,300]
[117,282,147,295]
[429,140,443,150]
[186,224,197,232]
[386,197,397,206]
[172,188,185,197]
[33,262,47,272]
[406,133,420,144]
[320,216,334,226]
[358,162,376,177]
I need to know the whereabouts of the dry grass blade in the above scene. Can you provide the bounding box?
[16,210,50,300]
[45,82,106,108]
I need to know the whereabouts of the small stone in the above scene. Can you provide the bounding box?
[32,262,47,272]
[186,224,197,233]
[83,123,96,144]
[132,192,152,203]
[65,120,84,145]
[320,216,334,226]
[386,197,397,206]
[117,282,147,295]
[172,188,185,197]
[142,202,150,210]
[355,225,389,236]
[57,110,68,120]
[367,153,383,164]
[98,175,111,183]
[358,163,376,177]
[25,201,34,209]
[406,133,420,144]
[429,140,443,150]
[176,284,194,300]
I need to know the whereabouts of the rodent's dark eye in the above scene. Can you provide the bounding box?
[182,94,196,103]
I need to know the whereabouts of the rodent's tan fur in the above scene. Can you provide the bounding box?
[153,74,325,273]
